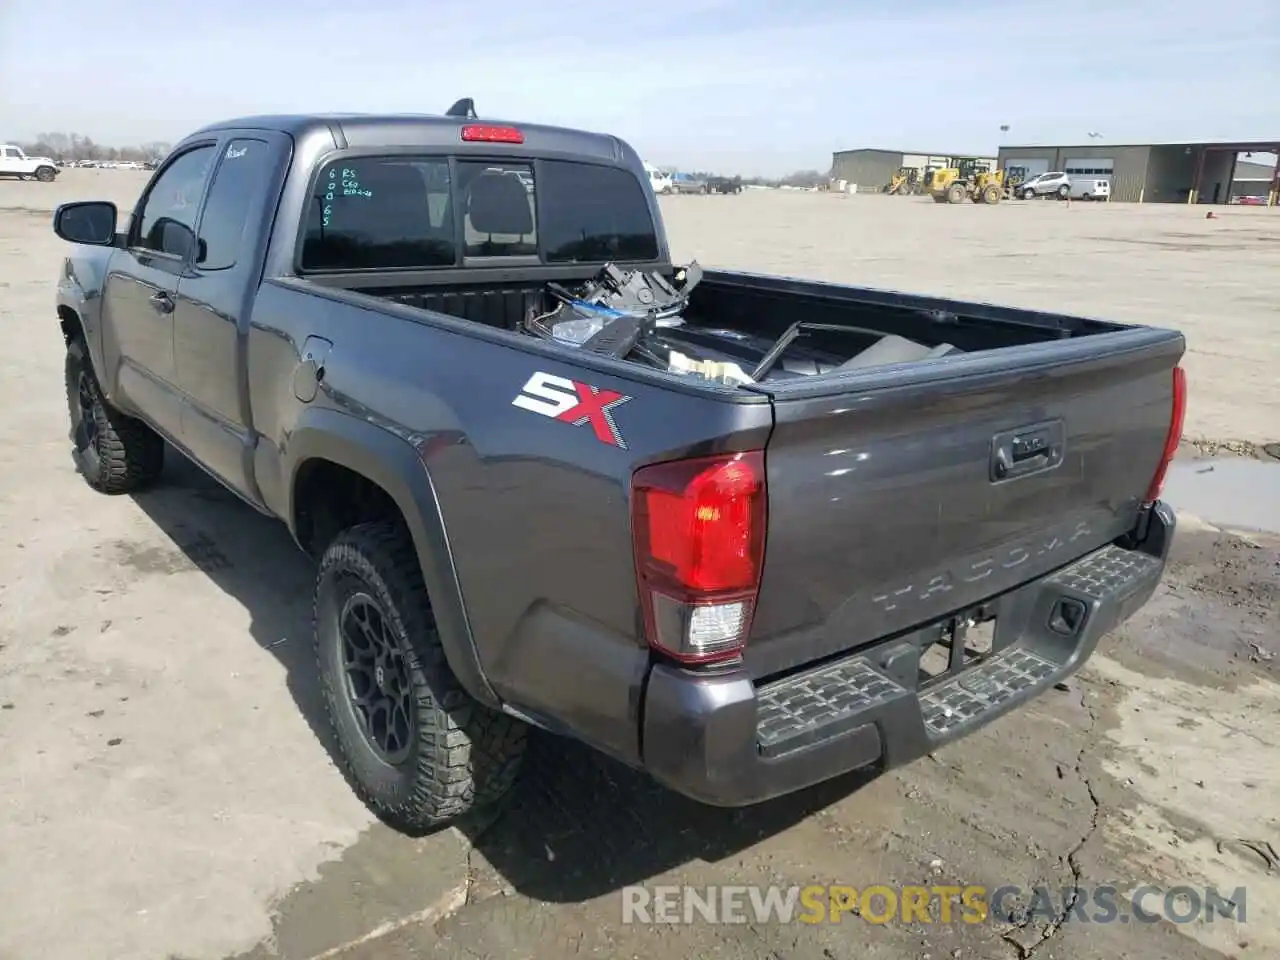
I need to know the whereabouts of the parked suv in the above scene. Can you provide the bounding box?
[669,172,708,194]
[0,144,59,182]
[1019,172,1072,199]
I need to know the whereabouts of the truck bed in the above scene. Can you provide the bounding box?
[312,265,1128,382]
[301,266,1182,682]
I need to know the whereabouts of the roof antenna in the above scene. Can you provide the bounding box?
[446,98,477,119]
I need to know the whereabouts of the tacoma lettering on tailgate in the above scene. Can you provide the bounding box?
[870,519,1094,613]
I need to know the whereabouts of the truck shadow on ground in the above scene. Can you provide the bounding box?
[130,448,875,904]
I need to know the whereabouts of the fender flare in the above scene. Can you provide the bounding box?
[285,409,499,708]
[57,293,106,384]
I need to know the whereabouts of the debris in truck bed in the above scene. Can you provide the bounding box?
[666,350,754,385]
[523,261,968,384]
[524,262,702,358]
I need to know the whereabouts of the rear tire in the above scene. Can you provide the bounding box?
[35,166,56,182]
[1057,184,1070,199]
[64,337,165,493]
[315,521,527,834]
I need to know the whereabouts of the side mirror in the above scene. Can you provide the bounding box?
[53,201,118,246]
[149,217,206,262]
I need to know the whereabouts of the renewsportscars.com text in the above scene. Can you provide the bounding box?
[621,884,1247,926]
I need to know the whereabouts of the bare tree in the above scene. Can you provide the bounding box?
[141,141,172,162]
[16,131,169,163]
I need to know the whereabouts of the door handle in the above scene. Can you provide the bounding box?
[989,419,1065,482]
[149,291,174,315]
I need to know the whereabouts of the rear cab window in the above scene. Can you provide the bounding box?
[301,156,659,271]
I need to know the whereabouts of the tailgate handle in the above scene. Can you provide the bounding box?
[991,420,1064,482]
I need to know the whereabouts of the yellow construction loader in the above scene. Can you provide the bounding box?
[885,167,921,195]
[929,159,1005,204]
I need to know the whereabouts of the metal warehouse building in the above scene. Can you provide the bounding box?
[831,148,996,193]
[996,140,1279,204]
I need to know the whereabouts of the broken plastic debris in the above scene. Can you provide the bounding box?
[1246,641,1274,663]
[1215,838,1279,873]
[667,350,754,385]
[550,312,607,346]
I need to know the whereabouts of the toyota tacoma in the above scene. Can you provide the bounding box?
[51,103,1186,833]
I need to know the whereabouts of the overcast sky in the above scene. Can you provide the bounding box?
[2,0,1276,176]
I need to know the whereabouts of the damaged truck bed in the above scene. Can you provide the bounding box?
[52,104,1187,831]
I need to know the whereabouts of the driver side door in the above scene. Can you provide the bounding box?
[102,143,216,441]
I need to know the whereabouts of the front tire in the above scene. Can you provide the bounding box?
[315,521,527,834]
[1023,188,1036,200]
[64,337,164,493]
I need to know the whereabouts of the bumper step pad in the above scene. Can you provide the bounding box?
[1044,544,1163,600]
[920,647,1056,738]
[752,540,1169,760]
[756,658,903,755]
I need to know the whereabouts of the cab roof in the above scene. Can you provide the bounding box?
[187,112,628,164]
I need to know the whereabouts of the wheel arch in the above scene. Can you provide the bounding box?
[58,304,86,345]
[286,409,499,708]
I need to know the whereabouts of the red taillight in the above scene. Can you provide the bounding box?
[1144,365,1187,503]
[460,124,524,144]
[631,451,767,664]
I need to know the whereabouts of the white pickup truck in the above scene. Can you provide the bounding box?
[0,144,59,182]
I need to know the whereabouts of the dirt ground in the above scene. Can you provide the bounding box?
[1,171,1278,960]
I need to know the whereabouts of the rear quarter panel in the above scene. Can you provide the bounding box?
[247,282,772,761]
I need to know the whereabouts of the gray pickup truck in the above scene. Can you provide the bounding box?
[52,103,1186,833]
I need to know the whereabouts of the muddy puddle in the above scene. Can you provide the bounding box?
[1163,458,1280,535]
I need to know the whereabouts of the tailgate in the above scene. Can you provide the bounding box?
[743,327,1185,680]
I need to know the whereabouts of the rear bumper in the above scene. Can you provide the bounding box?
[641,501,1175,806]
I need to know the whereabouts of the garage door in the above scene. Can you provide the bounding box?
[1065,157,1114,181]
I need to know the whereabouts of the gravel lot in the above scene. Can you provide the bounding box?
[1,171,1277,960]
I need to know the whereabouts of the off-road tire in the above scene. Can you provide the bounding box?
[64,337,165,493]
[315,521,526,833]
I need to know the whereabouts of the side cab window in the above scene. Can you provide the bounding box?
[193,138,274,271]
[131,145,217,259]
